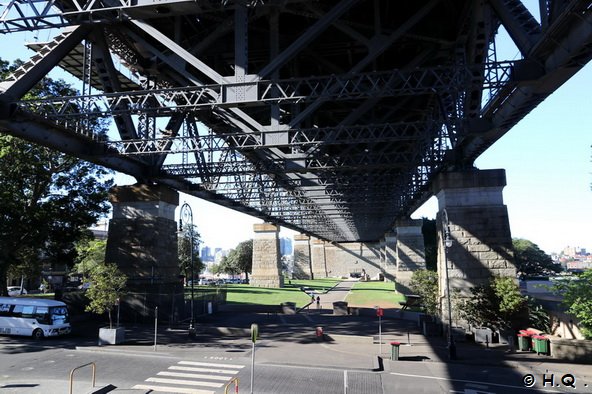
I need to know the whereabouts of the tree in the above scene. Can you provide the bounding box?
[0,59,113,296]
[219,239,253,280]
[84,262,127,329]
[458,276,529,330]
[409,270,439,315]
[553,270,592,339]
[177,225,204,283]
[73,239,107,277]
[513,238,561,278]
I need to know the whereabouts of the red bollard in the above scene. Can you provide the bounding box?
[316,326,324,341]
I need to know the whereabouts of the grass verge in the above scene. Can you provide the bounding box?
[224,278,340,307]
[345,281,405,308]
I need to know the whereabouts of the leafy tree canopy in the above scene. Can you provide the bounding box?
[513,238,561,278]
[0,58,113,295]
[409,269,439,315]
[84,262,127,329]
[553,269,592,339]
[178,224,204,282]
[457,276,548,331]
[219,239,253,279]
[74,239,107,276]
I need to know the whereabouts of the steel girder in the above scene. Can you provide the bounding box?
[1,0,592,242]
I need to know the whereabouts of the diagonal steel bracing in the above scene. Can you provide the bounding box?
[1,0,592,242]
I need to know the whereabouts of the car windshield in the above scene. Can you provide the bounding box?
[50,306,69,324]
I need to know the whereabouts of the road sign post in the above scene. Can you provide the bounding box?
[250,323,258,394]
[376,307,384,355]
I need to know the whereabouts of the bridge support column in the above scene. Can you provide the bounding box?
[383,232,397,282]
[293,234,312,279]
[251,223,284,288]
[105,184,182,322]
[311,238,328,279]
[434,169,516,327]
[394,219,426,293]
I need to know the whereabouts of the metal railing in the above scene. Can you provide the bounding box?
[69,362,96,394]
[224,377,239,394]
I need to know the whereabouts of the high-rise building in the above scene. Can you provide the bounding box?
[280,237,293,256]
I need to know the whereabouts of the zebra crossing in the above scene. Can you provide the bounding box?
[132,360,244,394]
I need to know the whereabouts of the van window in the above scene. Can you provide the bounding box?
[34,306,51,325]
[12,305,35,318]
[0,304,11,316]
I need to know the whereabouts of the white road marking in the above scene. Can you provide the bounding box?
[389,372,561,392]
[169,365,240,374]
[179,360,245,368]
[132,384,215,394]
[146,377,224,388]
[158,371,233,380]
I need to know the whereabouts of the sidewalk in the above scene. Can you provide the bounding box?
[69,280,592,392]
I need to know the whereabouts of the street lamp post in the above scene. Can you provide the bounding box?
[442,209,457,360]
[179,202,196,338]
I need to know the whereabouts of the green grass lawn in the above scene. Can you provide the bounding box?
[345,281,405,308]
[224,278,339,307]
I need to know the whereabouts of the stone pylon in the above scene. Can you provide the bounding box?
[105,183,183,322]
[250,223,284,288]
[394,219,426,293]
[434,169,517,328]
[293,234,312,279]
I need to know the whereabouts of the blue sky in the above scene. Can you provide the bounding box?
[1,3,590,254]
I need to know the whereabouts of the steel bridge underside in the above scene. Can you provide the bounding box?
[0,0,591,242]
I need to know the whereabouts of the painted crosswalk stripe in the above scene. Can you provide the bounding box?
[132,384,214,394]
[158,371,232,380]
[146,377,224,388]
[132,360,245,394]
[179,361,245,369]
[169,365,240,374]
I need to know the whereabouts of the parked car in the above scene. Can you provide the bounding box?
[7,286,28,296]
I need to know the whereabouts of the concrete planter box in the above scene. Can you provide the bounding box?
[497,329,515,345]
[474,327,493,344]
[99,327,125,345]
[281,302,296,314]
[423,321,441,336]
[333,301,349,316]
[549,337,592,363]
[451,327,466,342]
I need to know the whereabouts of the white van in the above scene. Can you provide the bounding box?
[0,297,71,338]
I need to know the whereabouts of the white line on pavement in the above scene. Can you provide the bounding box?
[169,365,240,374]
[157,371,234,380]
[132,384,215,394]
[389,372,561,392]
[145,377,224,388]
[178,360,245,368]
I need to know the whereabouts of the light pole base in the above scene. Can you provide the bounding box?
[188,321,196,338]
[448,341,457,360]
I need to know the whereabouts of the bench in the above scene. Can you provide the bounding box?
[399,294,422,310]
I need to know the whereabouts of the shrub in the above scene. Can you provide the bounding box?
[409,270,439,316]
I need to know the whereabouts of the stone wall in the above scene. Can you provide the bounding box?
[105,184,183,322]
[434,170,517,327]
[293,234,312,279]
[250,223,284,288]
[324,242,382,278]
[549,336,592,363]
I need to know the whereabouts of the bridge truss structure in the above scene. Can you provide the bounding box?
[0,0,591,242]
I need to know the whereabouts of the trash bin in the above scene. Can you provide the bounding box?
[390,341,400,361]
[517,333,531,351]
[332,301,348,316]
[532,335,549,355]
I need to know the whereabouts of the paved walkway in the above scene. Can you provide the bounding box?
[8,280,589,393]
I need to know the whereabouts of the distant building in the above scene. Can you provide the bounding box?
[200,246,213,262]
[280,237,293,256]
